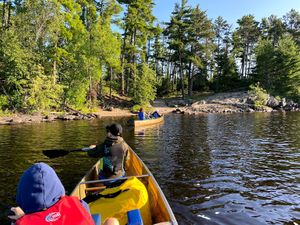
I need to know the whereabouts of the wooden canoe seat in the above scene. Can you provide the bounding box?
[153,222,172,225]
[80,174,149,186]
[85,186,106,193]
[82,174,150,194]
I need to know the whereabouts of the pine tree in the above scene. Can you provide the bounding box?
[233,15,260,78]
[213,16,232,91]
[164,0,191,98]
[260,15,285,47]
[276,36,300,99]
[283,9,300,47]
[187,5,214,96]
[254,38,276,90]
[121,0,157,104]
[255,35,300,100]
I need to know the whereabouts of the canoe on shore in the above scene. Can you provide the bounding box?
[71,147,177,225]
[134,116,164,127]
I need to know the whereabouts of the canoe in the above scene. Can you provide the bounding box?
[134,116,164,127]
[71,147,178,225]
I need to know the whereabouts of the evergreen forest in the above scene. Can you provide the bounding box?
[0,0,299,113]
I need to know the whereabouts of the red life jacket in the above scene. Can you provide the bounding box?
[15,196,94,225]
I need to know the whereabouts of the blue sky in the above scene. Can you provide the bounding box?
[153,0,300,27]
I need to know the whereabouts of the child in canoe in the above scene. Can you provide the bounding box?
[8,162,119,225]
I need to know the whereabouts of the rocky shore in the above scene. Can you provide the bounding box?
[0,108,137,125]
[0,91,299,125]
[0,112,95,125]
[167,91,299,115]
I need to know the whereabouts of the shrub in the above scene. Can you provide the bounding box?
[132,104,153,113]
[0,95,9,110]
[248,83,269,108]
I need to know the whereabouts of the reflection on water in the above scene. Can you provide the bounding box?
[0,113,300,224]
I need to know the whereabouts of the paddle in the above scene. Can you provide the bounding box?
[43,148,85,158]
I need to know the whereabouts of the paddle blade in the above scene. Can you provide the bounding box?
[43,149,70,158]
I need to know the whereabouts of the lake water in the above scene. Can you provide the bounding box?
[0,112,299,224]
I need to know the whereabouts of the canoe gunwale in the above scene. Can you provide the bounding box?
[129,149,178,225]
[134,115,164,127]
[71,147,178,225]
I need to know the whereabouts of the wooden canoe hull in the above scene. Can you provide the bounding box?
[134,116,164,127]
[71,147,177,225]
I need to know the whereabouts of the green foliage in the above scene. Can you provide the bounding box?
[132,104,152,113]
[0,95,9,110]
[134,64,157,105]
[254,39,275,85]
[1,0,299,114]
[64,79,89,109]
[0,109,12,117]
[132,104,141,112]
[0,29,33,109]
[283,9,300,47]
[276,36,300,100]
[248,83,269,107]
[260,15,285,46]
[24,69,63,112]
[121,0,156,98]
[233,15,260,77]
[255,36,300,100]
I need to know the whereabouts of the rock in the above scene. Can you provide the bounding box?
[94,114,101,118]
[167,99,191,107]
[255,106,273,112]
[241,98,248,104]
[29,117,42,123]
[9,117,23,124]
[56,115,76,120]
[279,98,287,107]
[245,108,254,112]
[172,108,184,114]
[267,96,280,108]
[246,97,255,104]
[284,101,299,111]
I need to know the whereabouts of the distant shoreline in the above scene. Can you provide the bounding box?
[1,91,299,125]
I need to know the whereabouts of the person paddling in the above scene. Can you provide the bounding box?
[137,108,150,120]
[138,108,146,120]
[83,123,131,180]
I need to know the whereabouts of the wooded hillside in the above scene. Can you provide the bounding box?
[0,0,299,114]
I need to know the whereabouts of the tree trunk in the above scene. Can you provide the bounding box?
[179,50,184,99]
[121,27,127,95]
[161,60,164,78]
[109,67,112,100]
[242,50,246,77]
[99,76,103,100]
[171,62,175,92]
[187,60,192,97]
[52,41,58,85]
[2,0,6,30]
[132,29,137,99]
[245,44,249,77]
[98,0,105,17]
[246,44,251,77]
[147,38,151,65]
[7,1,11,28]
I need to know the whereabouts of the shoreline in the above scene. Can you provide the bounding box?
[0,91,299,125]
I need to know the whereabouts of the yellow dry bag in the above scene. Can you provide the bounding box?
[88,177,152,225]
